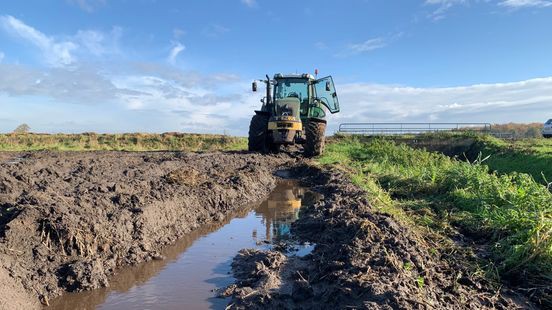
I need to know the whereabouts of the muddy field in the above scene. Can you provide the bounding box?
[0,151,291,308]
[0,150,539,309]
[224,166,535,309]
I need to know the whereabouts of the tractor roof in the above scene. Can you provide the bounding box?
[274,73,315,80]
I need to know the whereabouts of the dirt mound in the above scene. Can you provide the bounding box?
[226,165,535,309]
[0,151,291,308]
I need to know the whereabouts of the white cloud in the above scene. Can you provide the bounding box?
[202,24,230,37]
[337,38,386,57]
[499,0,552,8]
[425,0,466,4]
[0,15,122,67]
[425,0,552,18]
[0,51,4,63]
[173,28,186,39]
[67,0,106,12]
[314,42,328,50]
[108,71,254,132]
[0,15,78,67]
[168,42,185,64]
[241,0,257,7]
[348,38,386,53]
[0,62,254,134]
[332,77,552,133]
[75,26,122,57]
[424,0,467,20]
[0,64,138,104]
[2,59,549,135]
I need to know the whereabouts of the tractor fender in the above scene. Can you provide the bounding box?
[307,118,327,124]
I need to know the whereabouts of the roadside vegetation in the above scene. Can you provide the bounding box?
[491,122,544,139]
[319,136,552,305]
[472,135,552,184]
[0,132,247,152]
[347,132,552,184]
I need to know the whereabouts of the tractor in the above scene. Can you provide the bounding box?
[248,73,340,157]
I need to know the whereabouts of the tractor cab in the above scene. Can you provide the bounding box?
[249,73,340,156]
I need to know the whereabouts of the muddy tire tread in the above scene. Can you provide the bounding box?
[304,120,326,157]
[248,114,269,152]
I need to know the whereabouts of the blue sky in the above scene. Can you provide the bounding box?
[1,0,552,135]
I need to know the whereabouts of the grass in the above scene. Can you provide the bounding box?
[336,132,552,185]
[472,135,552,184]
[0,132,247,152]
[319,136,552,301]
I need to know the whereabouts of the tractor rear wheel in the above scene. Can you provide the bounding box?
[304,120,326,157]
[268,141,281,153]
[248,114,269,152]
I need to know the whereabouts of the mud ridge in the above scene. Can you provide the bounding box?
[226,165,536,309]
[0,151,292,309]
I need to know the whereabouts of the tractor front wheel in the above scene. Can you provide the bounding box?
[304,120,326,157]
[248,114,269,152]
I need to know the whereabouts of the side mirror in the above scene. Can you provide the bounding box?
[325,81,331,91]
[252,81,257,92]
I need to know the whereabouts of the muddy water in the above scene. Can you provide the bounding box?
[47,180,321,310]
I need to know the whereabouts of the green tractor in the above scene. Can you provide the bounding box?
[248,73,340,157]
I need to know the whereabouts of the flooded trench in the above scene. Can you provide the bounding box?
[47,179,321,310]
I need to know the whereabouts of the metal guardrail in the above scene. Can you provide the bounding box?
[338,123,492,135]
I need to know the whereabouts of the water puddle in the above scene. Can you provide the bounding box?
[47,179,321,310]
[3,157,25,165]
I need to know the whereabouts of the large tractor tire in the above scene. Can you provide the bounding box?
[268,142,281,153]
[304,120,326,157]
[248,114,269,152]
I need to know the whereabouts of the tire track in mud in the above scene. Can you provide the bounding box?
[0,151,293,309]
[225,165,536,310]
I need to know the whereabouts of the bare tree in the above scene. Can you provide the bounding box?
[13,124,30,134]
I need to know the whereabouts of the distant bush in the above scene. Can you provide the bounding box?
[13,124,30,134]
[492,122,543,138]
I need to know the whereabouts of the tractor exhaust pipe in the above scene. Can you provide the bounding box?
[265,74,271,105]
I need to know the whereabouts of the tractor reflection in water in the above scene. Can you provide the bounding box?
[253,180,321,241]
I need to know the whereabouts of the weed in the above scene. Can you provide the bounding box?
[416,276,425,289]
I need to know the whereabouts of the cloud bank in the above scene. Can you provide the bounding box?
[1,60,551,134]
[1,12,550,135]
[0,15,121,67]
[332,78,552,133]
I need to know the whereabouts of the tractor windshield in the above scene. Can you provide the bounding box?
[274,78,308,103]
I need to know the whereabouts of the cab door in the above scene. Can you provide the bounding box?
[313,76,340,114]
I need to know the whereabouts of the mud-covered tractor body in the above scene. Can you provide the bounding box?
[248,73,340,156]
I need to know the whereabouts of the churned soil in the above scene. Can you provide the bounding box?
[0,150,538,309]
[0,151,291,309]
[225,165,536,309]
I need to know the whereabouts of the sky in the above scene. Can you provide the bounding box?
[1,0,552,135]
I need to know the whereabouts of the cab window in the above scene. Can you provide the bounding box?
[274,79,308,103]
[274,78,310,117]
